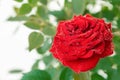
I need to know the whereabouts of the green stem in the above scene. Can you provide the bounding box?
[73,71,91,80]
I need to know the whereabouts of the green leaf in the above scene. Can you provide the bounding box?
[91,73,105,80]
[37,38,51,54]
[47,68,60,80]
[102,7,115,21]
[107,69,120,80]
[21,70,51,80]
[31,59,40,70]
[86,0,95,4]
[9,69,23,74]
[106,69,120,80]
[42,26,56,36]
[47,66,63,80]
[64,0,73,19]
[109,0,120,5]
[15,0,23,2]
[24,21,40,30]
[99,58,113,70]
[117,65,120,74]
[106,69,113,80]
[19,4,32,15]
[28,32,44,51]
[49,10,67,21]
[14,7,19,14]
[113,35,120,54]
[72,0,86,15]
[28,0,38,6]
[93,57,113,72]
[60,67,73,80]
[117,18,120,29]
[43,54,53,65]
[8,16,29,21]
[64,0,72,8]
[36,6,48,19]
[112,55,120,65]
[39,0,47,5]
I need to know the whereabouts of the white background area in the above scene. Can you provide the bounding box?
[0,0,64,80]
[0,0,40,80]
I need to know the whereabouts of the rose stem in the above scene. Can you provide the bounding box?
[73,71,91,80]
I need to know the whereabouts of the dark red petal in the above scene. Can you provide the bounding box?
[78,50,94,58]
[62,55,100,73]
[85,14,93,18]
[94,42,105,54]
[104,31,112,40]
[82,32,98,45]
[86,34,103,50]
[106,23,112,30]
[100,41,113,58]
[57,21,66,36]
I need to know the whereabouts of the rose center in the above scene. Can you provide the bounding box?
[66,24,81,35]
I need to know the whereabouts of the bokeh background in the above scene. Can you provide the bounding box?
[0,0,120,80]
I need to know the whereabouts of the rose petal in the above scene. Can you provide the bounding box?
[50,14,113,73]
[100,41,113,58]
[79,50,94,58]
[82,32,98,45]
[62,55,100,73]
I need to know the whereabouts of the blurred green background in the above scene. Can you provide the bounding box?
[8,0,120,80]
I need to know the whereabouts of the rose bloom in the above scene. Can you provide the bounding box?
[50,14,113,73]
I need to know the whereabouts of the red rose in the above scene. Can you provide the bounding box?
[50,14,113,73]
